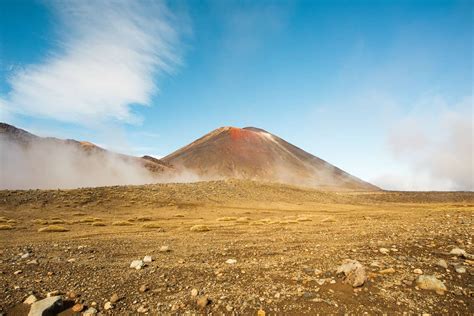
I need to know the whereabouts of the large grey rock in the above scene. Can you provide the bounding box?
[336,259,367,287]
[28,296,62,316]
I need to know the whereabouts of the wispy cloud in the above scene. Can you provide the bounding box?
[2,0,182,125]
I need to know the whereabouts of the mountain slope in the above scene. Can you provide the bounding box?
[162,127,379,190]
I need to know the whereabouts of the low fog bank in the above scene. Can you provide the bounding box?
[373,102,473,191]
[0,137,202,190]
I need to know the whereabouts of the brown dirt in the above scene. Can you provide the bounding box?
[0,180,473,315]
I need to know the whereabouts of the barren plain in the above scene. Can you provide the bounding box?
[0,180,473,315]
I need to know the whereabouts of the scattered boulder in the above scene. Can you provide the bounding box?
[72,303,84,312]
[450,248,466,256]
[336,259,367,287]
[379,267,396,274]
[413,268,423,274]
[139,284,149,293]
[416,275,447,294]
[370,261,381,268]
[454,265,466,274]
[21,253,30,259]
[83,307,98,315]
[197,296,210,308]
[226,259,237,264]
[104,301,113,310]
[191,288,199,297]
[379,248,390,255]
[190,225,210,232]
[28,296,63,316]
[130,260,144,270]
[143,255,153,263]
[110,293,120,303]
[137,305,148,313]
[159,245,170,252]
[436,259,448,269]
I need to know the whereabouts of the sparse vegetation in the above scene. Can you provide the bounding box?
[322,217,336,223]
[49,219,65,224]
[37,225,69,232]
[190,224,210,232]
[79,217,95,223]
[136,216,152,221]
[0,180,472,314]
[296,216,312,222]
[142,223,163,229]
[216,216,237,221]
[112,221,133,226]
[91,222,106,226]
[32,219,48,225]
[236,217,250,223]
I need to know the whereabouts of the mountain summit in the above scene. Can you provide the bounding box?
[162,126,378,190]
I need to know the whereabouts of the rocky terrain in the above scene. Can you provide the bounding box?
[0,180,473,315]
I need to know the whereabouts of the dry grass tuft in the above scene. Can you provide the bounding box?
[142,222,163,229]
[190,225,210,232]
[79,217,95,223]
[136,216,152,222]
[91,222,106,227]
[236,217,250,223]
[49,219,65,224]
[217,216,238,221]
[321,217,336,223]
[38,225,69,233]
[279,220,298,224]
[112,221,133,226]
[296,216,312,222]
[32,219,49,225]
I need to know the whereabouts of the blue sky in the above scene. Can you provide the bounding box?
[1,0,472,190]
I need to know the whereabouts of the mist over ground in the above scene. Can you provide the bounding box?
[0,137,159,189]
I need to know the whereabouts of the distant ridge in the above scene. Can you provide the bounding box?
[0,122,172,175]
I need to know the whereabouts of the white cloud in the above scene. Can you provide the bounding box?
[2,0,182,124]
[374,95,473,191]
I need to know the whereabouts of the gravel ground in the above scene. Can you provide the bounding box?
[0,180,473,315]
